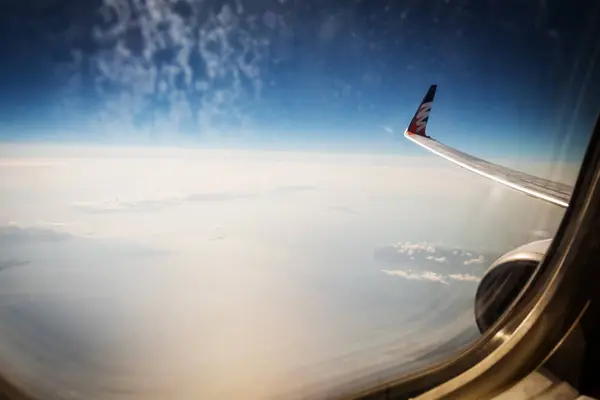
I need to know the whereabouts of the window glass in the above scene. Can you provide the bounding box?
[0,1,598,398]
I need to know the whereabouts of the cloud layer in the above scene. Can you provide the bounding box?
[0,146,568,400]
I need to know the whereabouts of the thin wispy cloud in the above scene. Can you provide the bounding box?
[382,269,449,284]
[375,241,489,285]
[63,0,277,137]
[463,255,485,265]
[447,274,481,282]
[72,185,314,213]
[426,256,447,263]
[391,241,436,255]
[382,270,481,285]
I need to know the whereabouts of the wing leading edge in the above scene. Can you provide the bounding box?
[404,85,572,208]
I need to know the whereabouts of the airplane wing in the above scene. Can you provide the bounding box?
[403,85,573,208]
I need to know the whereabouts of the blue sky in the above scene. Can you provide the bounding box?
[1,0,599,161]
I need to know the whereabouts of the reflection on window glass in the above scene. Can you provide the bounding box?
[0,0,599,398]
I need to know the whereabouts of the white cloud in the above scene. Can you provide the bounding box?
[64,0,274,137]
[420,271,449,284]
[448,274,481,282]
[426,256,446,263]
[374,241,491,285]
[382,269,449,284]
[391,241,436,254]
[383,270,481,284]
[378,241,488,285]
[463,255,485,265]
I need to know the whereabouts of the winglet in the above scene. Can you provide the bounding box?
[406,84,437,138]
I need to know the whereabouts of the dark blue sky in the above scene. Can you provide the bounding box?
[1,0,599,160]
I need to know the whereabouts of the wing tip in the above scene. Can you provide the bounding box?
[407,85,437,138]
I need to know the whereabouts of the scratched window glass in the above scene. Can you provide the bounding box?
[0,1,599,399]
